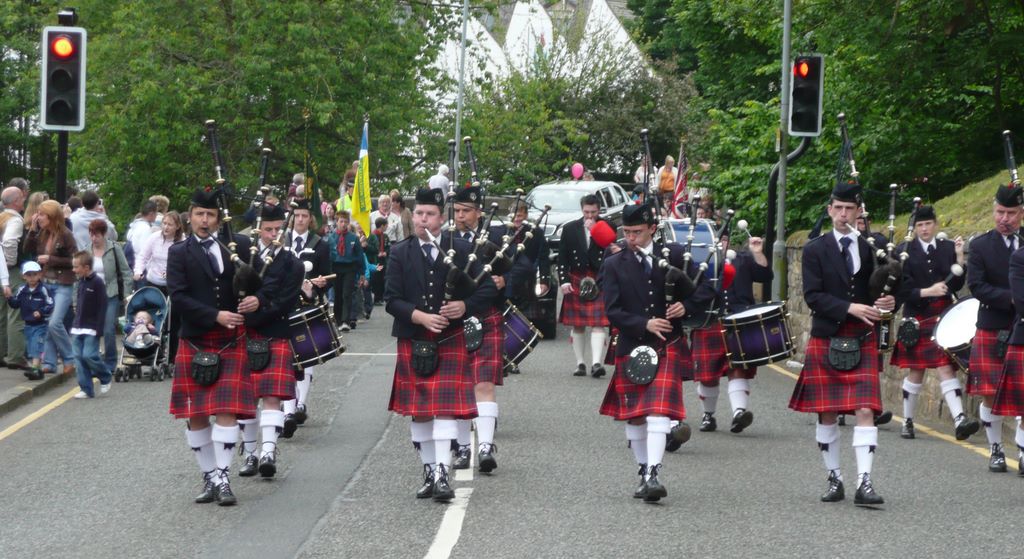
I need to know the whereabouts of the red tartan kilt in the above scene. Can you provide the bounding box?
[599,336,688,421]
[891,299,953,370]
[789,320,882,414]
[169,326,256,419]
[471,309,504,386]
[993,345,1024,416]
[388,328,477,419]
[968,328,1006,396]
[690,322,756,384]
[560,270,609,327]
[249,336,297,400]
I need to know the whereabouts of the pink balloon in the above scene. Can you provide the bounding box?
[571,162,585,180]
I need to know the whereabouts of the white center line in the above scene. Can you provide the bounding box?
[341,352,398,356]
[423,487,474,559]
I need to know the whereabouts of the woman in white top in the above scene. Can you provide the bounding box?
[133,211,184,288]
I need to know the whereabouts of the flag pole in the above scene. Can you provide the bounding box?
[452,0,470,188]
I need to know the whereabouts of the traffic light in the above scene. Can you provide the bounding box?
[40,26,87,131]
[788,54,824,137]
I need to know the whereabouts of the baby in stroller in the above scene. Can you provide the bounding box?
[115,286,171,382]
[127,310,158,348]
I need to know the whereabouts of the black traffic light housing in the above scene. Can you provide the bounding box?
[788,54,824,137]
[40,25,87,131]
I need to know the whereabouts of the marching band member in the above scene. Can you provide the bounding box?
[559,194,614,378]
[892,206,979,440]
[503,202,551,375]
[690,227,772,434]
[450,186,504,473]
[385,188,496,502]
[967,184,1023,472]
[234,204,304,479]
[168,187,254,506]
[992,229,1024,475]
[789,182,896,506]
[599,202,703,502]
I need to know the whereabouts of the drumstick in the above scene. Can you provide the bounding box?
[317,274,337,281]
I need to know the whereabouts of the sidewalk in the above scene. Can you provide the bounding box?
[0,366,75,417]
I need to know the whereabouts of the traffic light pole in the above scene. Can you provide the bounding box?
[771,0,793,302]
[56,131,68,203]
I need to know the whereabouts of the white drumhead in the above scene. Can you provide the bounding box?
[725,302,784,320]
[933,298,980,348]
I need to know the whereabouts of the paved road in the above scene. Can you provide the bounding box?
[0,311,1020,558]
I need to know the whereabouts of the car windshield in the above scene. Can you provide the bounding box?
[526,188,593,212]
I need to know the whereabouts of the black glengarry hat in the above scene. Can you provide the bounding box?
[260,203,286,222]
[416,188,445,208]
[453,186,482,207]
[292,198,311,211]
[191,186,220,210]
[995,184,1023,208]
[913,205,936,224]
[831,181,863,204]
[622,201,656,226]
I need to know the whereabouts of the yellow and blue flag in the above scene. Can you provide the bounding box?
[352,121,372,233]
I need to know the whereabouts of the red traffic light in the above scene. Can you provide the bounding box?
[794,60,810,78]
[51,35,75,58]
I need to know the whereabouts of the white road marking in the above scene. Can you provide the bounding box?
[341,352,398,356]
[423,487,474,559]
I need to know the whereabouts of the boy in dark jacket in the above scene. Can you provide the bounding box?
[7,261,54,380]
[70,251,111,399]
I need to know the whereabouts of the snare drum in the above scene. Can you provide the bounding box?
[289,304,345,368]
[932,297,979,373]
[503,303,542,370]
[720,302,795,368]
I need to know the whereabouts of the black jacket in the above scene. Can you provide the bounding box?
[690,250,773,316]
[505,223,550,301]
[968,229,1017,330]
[802,232,878,338]
[168,234,252,339]
[896,238,965,317]
[384,235,497,339]
[1009,248,1024,344]
[600,242,705,356]
[286,230,331,301]
[243,246,305,339]
[558,217,608,279]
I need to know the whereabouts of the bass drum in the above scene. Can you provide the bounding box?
[667,218,720,328]
[289,305,345,368]
[720,301,795,368]
[503,303,542,371]
[932,297,979,373]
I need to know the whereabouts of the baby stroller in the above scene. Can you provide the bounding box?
[114,286,172,382]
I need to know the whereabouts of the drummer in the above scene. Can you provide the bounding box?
[689,224,772,434]
[449,185,504,474]
[789,181,896,506]
[503,202,551,374]
[992,222,1024,475]
[384,188,496,502]
[966,183,1023,473]
[892,206,979,441]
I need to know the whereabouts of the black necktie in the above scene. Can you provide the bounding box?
[637,252,651,276]
[200,239,220,274]
[839,237,854,276]
[927,244,935,255]
[295,236,305,253]
[1007,236,1016,255]
[462,231,472,241]
[422,243,434,263]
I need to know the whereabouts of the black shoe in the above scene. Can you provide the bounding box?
[854,474,884,506]
[901,418,916,439]
[416,465,435,499]
[281,414,298,439]
[195,471,218,504]
[509,363,521,374]
[730,409,754,434]
[954,413,980,441]
[24,368,44,381]
[294,404,308,425]
[478,443,497,473]
[349,322,357,330]
[258,451,277,478]
[216,481,237,506]
[990,444,1008,473]
[452,445,471,470]
[432,464,455,502]
[573,364,586,377]
[591,364,606,378]
[633,464,647,499]
[820,471,845,503]
[838,414,846,426]
[699,412,717,432]
[642,464,667,502]
[874,411,893,426]
[1019,456,1024,477]
[238,454,259,477]
[667,421,691,452]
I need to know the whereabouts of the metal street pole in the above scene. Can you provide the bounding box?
[772,0,793,302]
[452,0,470,189]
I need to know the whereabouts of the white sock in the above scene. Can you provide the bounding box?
[476,401,498,447]
[238,418,259,456]
[1016,424,1024,457]
[940,378,965,419]
[590,328,608,368]
[697,383,719,415]
[625,423,647,465]
[297,369,313,406]
[816,422,841,480]
[456,419,472,447]
[283,398,297,415]
[433,419,458,471]
[902,379,922,420]
[727,378,750,414]
[852,426,878,487]
[571,327,586,366]
[980,404,1003,446]
[211,424,240,482]
[186,426,216,475]
[260,409,285,456]
[410,421,434,466]
[646,416,671,470]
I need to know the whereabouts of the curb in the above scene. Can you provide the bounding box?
[0,370,74,418]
